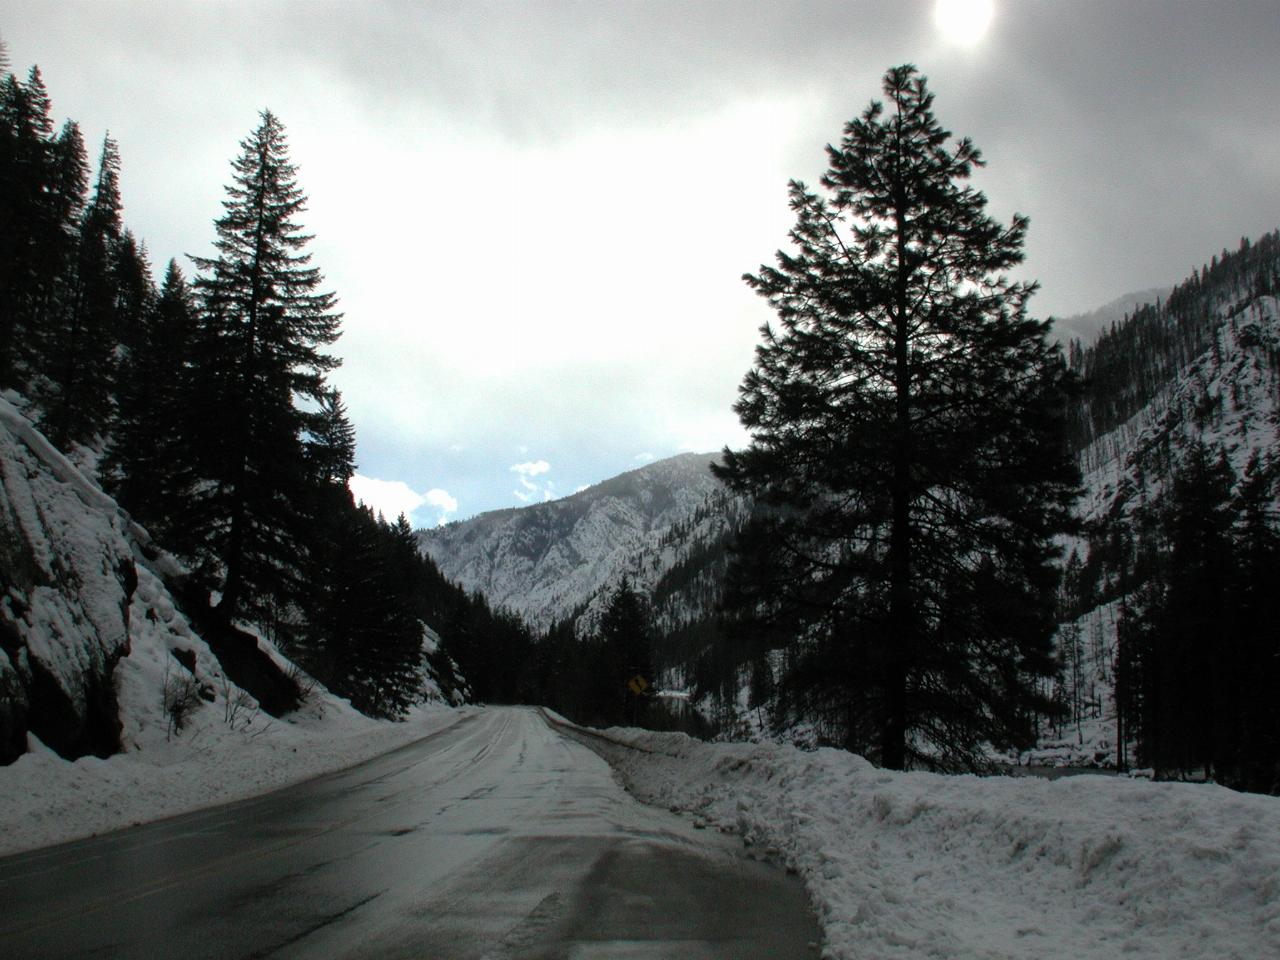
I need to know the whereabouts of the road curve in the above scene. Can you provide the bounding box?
[0,706,820,959]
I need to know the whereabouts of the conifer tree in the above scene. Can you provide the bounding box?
[187,110,341,625]
[41,134,124,445]
[102,259,197,545]
[1161,442,1236,777]
[717,65,1079,770]
[1233,451,1280,791]
[1117,442,1237,779]
[304,499,420,716]
[0,66,66,385]
[293,387,418,712]
[39,119,89,330]
[596,577,654,724]
[303,388,357,486]
[111,230,154,353]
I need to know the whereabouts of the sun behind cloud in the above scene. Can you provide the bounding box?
[934,0,995,48]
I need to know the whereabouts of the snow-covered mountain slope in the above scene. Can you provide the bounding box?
[1,393,161,764]
[0,393,473,853]
[0,394,463,765]
[1033,262,1280,768]
[595,484,748,638]
[417,452,736,633]
[1078,292,1279,522]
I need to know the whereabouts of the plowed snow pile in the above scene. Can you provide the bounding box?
[587,726,1280,960]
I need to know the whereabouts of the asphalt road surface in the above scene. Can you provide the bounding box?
[0,707,820,959]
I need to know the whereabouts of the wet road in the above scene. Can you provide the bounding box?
[0,707,819,959]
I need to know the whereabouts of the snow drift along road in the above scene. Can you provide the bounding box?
[586,725,1280,960]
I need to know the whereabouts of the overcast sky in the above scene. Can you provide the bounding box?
[5,1,1278,524]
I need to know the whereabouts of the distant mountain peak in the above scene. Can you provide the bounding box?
[417,451,731,632]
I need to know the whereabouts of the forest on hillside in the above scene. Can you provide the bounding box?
[1061,233,1280,793]
[0,51,535,736]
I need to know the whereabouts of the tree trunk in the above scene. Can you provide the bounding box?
[883,193,912,772]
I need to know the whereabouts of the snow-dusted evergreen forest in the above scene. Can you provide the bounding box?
[2,39,1279,960]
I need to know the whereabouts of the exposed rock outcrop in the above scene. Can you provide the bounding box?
[0,397,135,762]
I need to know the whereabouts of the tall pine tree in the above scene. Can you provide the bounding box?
[717,65,1079,770]
[598,577,654,724]
[1117,442,1241,781]
[0,66,80,387]
[102,258,198,546]
[41,134,125,445]
[1161,443,1237,778]
[303,388,357,486]
[1233,451,1280,792]
[188,111,341,625]
[38,120,89,347]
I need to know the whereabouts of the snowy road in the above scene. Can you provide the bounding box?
[0,707,819,959]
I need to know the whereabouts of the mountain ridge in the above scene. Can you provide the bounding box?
[1053,286,1171,344]
[417,451,728,632]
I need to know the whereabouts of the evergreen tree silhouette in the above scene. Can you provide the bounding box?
[1159,442,1236,777]
[717,65,1079,770]
[41,134,124,445]
[187,110,341,625]
[103,259,199,547]
[597,577,654,724]
[303,388,357,486]
[0,67,83,387]
[1232,451,1280,791]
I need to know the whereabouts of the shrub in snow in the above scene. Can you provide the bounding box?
[161,660,204,737]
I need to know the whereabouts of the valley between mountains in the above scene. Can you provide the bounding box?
[3,29,1280,960]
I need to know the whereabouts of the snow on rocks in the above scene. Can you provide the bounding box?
[586,726,1280,960]
[0,395,473,857]
[0,396,137,761]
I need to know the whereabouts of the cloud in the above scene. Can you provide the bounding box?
[423,487,459,520]
[511,459,555,503]
[511,460,551,477]
[15,0,1280,524]
[348,473,458,527]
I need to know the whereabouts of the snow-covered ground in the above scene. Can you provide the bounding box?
[577,722,1280,960]
[0,693,470,858]
[8,701,1277,958]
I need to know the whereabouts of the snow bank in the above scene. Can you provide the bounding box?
[0,697,470,857]
[581,725,1280,960]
